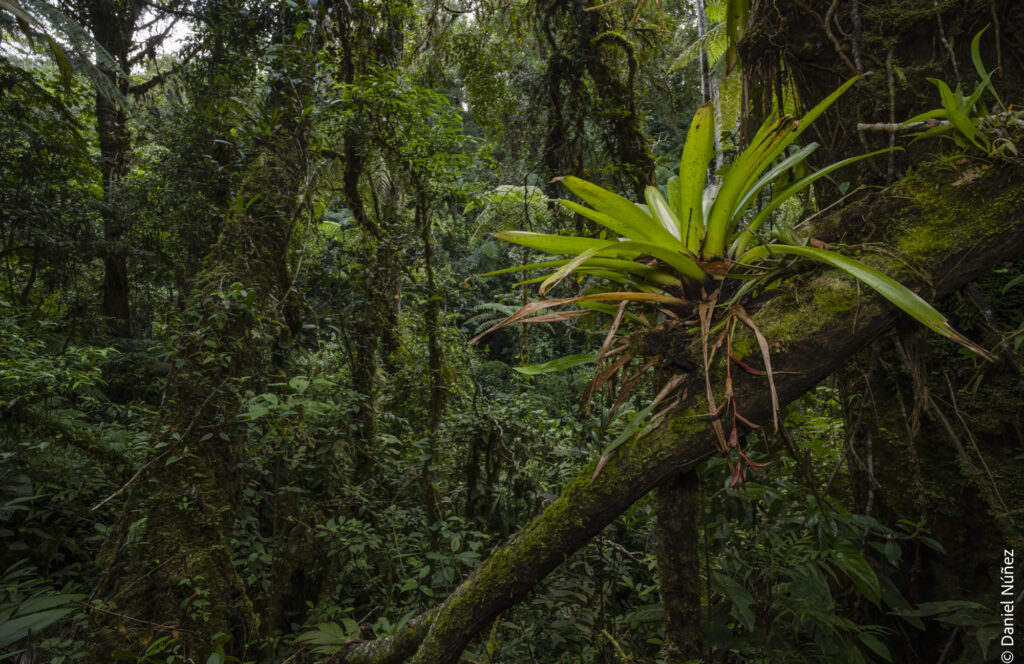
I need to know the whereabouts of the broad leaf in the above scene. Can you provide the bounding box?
[677,102,716,252]
[555,176,678,247]
[0,607,76,649]
[492,231,642,259]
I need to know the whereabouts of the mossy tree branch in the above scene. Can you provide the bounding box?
[330,160,1024,664]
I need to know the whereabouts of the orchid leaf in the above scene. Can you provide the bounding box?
[904,108,948,125]
[971,26,1002,105]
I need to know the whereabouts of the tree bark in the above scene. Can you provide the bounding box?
[86,0,145,337]
[654,472,703,662]
[330,158,1024,664]
[88,6,315,656]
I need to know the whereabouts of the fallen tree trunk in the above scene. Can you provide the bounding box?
[332,160,1024,664]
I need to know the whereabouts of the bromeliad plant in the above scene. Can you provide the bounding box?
[470,76,993,471]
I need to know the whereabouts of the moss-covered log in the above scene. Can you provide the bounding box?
[328,611,436,664]
[329,159,1024,664]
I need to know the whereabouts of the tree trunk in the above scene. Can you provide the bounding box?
[331,159,1024,664]
[88,7,314,655]
[841,318,1024,660]
[87,0,144,337]
[654,472,703,662]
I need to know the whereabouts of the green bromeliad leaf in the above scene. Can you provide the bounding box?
[731,146,902,255]
[676,102,716,252]
[511,353,599,375]
[555,176,680,247]
[739,243,996,359]
[492,231,705,283]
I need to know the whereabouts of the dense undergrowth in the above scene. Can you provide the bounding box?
[2,0,1024,662]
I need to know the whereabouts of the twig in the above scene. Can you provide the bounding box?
[886,47,897,183]
[942,371,1014,520]
[91,378,228,511]
[965,283,1023,377]
[858,116,1024,132]
[934,0,963,89]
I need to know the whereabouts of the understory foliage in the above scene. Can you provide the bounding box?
[1,0,1022,663]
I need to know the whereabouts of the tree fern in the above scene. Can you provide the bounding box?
[470,185,554,242]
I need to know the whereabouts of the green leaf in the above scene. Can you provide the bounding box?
[600,401,659,457]
[945,107,981,146]
[558,199,641,240]
[971,26,1002,104]
[1,0,40,28]
[247,403,269,420]
[492,231,643,260]
[605,241,705,283]
[677,102,715,251]
[750,74,861,176]
[739,243,995,360]
[0,607,76,649]
[556,177,673,246]
[498,233,705,284]
[539,246,608,295]
[482,257,679,284]
[858,633,892,662]
[294,621,350,654]
[733,142,819,219]
[725,0,749,72]
[929,77,961,113]
[831,542,881,605]
[964,69,996,112]
[44,35,73,92]
[704,115,797,257]
[511,353,598,375]
[732,147,902,255]
[892,600,986,618]
[878,574,925,630]
[644,186,684,243]
[904,108,948,125]
[666,175,681,213]
[13,593,86,616]
[713,572,756,631]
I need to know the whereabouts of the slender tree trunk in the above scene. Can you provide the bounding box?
[419,200,444,528]
[655,472,703,662]
[87,0,143,337]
